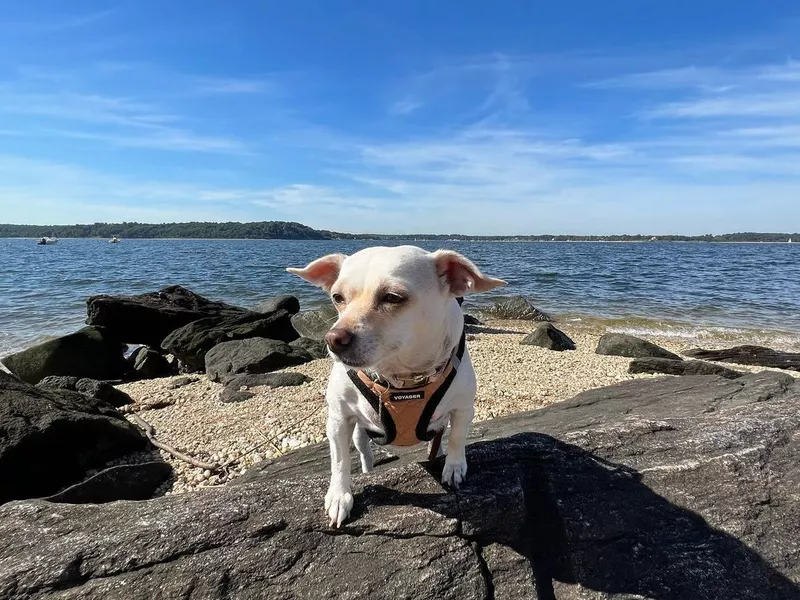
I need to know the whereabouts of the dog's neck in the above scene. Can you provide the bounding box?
[365,301,463,388]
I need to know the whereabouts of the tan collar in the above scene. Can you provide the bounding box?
[362,327,466,390]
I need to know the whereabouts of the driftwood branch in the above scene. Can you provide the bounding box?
[128,413,219,471]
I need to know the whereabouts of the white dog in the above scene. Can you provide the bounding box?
[287,245,506,527]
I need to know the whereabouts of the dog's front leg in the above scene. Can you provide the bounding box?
[441,406,473,489]
[325,415,356,527]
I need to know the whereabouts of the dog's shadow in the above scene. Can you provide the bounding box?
[351,433,800,600]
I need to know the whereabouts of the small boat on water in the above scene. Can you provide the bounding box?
[36,237,58,245]
[109,235,121,244]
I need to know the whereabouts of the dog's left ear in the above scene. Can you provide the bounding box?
[432,250,507,296]
[286,253,346,291]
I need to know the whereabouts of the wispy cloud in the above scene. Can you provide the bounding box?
[194,77,273,94]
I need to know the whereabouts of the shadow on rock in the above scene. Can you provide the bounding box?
[359,433,800,600]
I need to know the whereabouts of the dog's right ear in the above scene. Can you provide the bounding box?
[286,253,346,291]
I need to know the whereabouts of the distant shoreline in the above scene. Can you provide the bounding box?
[0,221,797,243]
[3,237,797,245]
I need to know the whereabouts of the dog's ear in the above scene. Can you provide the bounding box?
[432,250,507,296]
[286,253,346,291]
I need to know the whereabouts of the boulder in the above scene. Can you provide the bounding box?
[596,332,682,360]
[224,372,312,391]
[205,338,314,383]
[254,294,301,315]
[166,376,197,390]
[463,313,482,325]
[1,327,127,385]
[290,305,338,341]
[629,357,744,379]
[1,373,799,599]
[485,296,551,321]
[37,376,133,408]
[161,309,299,372]
[132,347,175,379]
[85,285,249,347]
[684,345,800,371]
[220,373,311,403]
[0,374,147,504]
[520,322,576,351]
[289,336,329,360]
[43,462,172,504]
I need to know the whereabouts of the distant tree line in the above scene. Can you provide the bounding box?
[0,221,331,240]
[0,222,797,243]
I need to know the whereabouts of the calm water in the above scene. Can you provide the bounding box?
[1,238,799,356]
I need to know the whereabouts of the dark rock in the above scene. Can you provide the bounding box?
[630,357,744,379]
[520,322,576,351]
[0,375,147,504]
[2,373,800,599]
[290,305,338,341]
[1,326,127,385]
[205,338,313,383]
[35,375,79,390]
[132,347,174,379]
[219,389,256,403]
[75,379,133,408]
[224,372,312,389]
[43,462,172,504]
[85,285,249,347]
[166,376,196,389]
[463,313,482,325]
[289,336,328,360]
[36,376,133,408]
[684,345,800,371]
[596,332,682,360]
[485,296,551,321]
[254,294,301,315]
[162,309,299,372]
[456,296,464,306]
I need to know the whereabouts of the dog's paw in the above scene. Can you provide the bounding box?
[441,457,467,489]
[324,487,354,528]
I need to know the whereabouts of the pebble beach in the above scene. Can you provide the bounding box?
[115,318,798,495]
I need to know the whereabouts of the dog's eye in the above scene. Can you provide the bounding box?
[382,292,406,305]
[331,293,345,305]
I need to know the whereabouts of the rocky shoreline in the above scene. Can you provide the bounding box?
[2,285,800,597]
[1,285,797,501]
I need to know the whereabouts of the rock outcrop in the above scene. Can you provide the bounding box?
[520,322,576,351]
[1,327,127,385]
[220,372,312,403]
[131,347,175,380]
[629,357,744,379]
[36,376,133,407]
[685,345,800,371]
[595,332,682,361]
[85,285,249,347]
[0,371,147,504]
[205,338,315,383]
[161,309,299,372]
[485,296,551,321]
[253,295,301,315]
[2,372,799,599]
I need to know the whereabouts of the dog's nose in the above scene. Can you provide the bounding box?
[325,328,354,354]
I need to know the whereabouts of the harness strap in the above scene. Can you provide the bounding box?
[346,327,466,452]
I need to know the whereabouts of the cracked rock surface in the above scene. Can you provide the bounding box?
[2,372,800,599]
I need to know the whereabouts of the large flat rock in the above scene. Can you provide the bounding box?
[2,372,800,599]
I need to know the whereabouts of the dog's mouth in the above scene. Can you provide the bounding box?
[328,349,370,369]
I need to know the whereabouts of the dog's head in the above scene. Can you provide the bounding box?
[287,245,506,371]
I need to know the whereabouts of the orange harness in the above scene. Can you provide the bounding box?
[347,329,466,460]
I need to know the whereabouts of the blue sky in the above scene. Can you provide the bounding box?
[1,1,800,235]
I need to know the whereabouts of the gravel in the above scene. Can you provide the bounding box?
[115,319,798,495]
